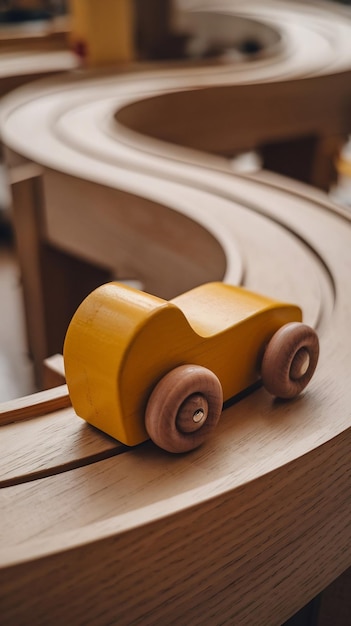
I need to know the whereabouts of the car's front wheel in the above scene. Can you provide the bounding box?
[145,364,223,453]
[261,322,319,399]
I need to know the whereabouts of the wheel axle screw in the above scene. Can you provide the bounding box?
[193,408,205,423]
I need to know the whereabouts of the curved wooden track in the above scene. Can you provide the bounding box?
[1,2,351,624]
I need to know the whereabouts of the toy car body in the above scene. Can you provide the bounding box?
[64,281,319,453]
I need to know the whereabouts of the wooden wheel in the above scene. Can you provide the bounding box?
[145,364,223,453]
[261,322,319,399]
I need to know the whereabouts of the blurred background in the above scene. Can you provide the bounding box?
[0,0,351,402]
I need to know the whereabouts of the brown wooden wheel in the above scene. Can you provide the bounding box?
[145,364,223,453]
[261,322,319,399]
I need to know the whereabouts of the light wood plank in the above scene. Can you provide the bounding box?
[0,386,350,624]
[0,384,70,425]
[0,403,123,487]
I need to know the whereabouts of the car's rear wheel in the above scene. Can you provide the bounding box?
[145,364,223,453]
[261,322,319,399]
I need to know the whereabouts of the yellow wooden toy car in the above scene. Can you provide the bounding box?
[63,282,319,453]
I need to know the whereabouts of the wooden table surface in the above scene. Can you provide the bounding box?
[1,2,351,624]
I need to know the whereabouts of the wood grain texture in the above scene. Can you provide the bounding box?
[0,383,70,426]
[0,1,351,624]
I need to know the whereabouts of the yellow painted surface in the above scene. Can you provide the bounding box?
[69,0,134,65]
[64,282,301,446]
